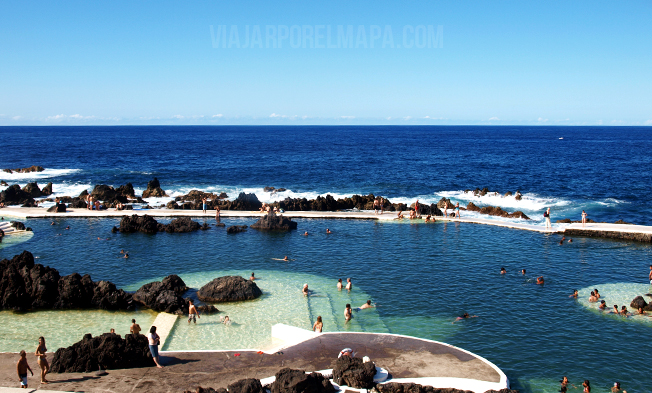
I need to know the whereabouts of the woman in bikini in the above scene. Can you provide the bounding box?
[35,336,49,384]
[313,316,323,333]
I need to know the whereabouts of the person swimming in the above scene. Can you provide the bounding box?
[326,228,332,234]
[359,300,375,310]
[500,267,506,274]
[283,256,289,261]
[570,289,579,298]
[337,278,343,290]
[594,289,600,299]
[620,305,628,316]
[588,291,598,302]
[220,316,231,325]
[599,300,607,310]
[452,312,478,324]
[302,283,310,296]
[536,276,544,285]
[250,272,255,281]
[521,269,526,275]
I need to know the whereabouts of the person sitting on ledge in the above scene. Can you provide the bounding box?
[396,211,404,219]
[409,210,416,219]
[424,215,431,222]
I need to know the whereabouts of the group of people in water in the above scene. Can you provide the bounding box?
[304,278,376,333]
[570,286,649,318]
[559,376,627,393]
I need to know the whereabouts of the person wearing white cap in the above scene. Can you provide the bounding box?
[338,348,353,358]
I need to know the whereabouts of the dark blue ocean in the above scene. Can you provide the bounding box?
[2,126,652,393]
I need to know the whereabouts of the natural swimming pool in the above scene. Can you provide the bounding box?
[1,216,651,392]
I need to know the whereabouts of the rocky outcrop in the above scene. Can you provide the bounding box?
[198,276,262,303]
[0,184,35,206]
[0,228,4,243]
[116,183,136,198]
[630,296,652,311]
[184,388,227,393]
[0,251,133,311]
[251,212,297,231]
[117,215,207,234]
[42,182,53,196]
[221,192,263,211]
[22,182,43,198]
[228,378,264,393]
[332,356,376,389]
[271,368,335,393]
[466,203,530,220]
[227,225,248,234]
[51,333,152,373]
[132,275,189,314]
[11,221,26,230]
[142,178,167,198]
[2,165,44,174]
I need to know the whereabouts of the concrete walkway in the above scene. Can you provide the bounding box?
[0,331,507,393]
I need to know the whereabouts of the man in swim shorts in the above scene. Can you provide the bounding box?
[202,197,207,214]
[188,299,200,323]
[130,319,141,335]
[16,350,33,388]
[359,300,375,309]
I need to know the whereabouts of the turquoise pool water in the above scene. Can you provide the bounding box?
[1,216,651,392]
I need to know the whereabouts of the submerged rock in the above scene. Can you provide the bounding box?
[251,211,297,231]
[227,225,248,234]
[51,333,152,373]
[630,296,648,310]
[271,368,335,393]
[333,356,376,389]
[198,276,262,303]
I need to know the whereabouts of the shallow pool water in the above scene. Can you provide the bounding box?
[0,309,158,353]
[2,216,652,392]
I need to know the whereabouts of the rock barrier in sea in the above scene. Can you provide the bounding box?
[114,215,209,234]
[563,228,652,243]
[198,276,262,303]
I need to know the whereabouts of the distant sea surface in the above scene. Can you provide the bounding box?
[1,125,651,224]
[1,126,652,393]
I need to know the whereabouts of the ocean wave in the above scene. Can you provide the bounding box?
[434,190,570,212]
[0,168,81,181]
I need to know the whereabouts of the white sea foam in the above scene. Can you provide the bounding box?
[0,168,81,181]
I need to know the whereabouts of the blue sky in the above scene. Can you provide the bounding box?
[1,1,651,125]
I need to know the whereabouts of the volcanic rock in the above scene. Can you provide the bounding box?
[271,368,335,393]
[116,183,136,198]
[0,181,7,186]
[332,356,376,389]
[42,182,53,196]
[630,296,647,310]
[142,177,168,198]
[119,215,159,234]
[2,165,44,174]
[222,192,262,211]
[51,333,152,373]
[614,219,632,225]
[22,182,43,198]
[228,378,264,393]
[198,276,262,303]
[162,217,202,233]
[227,225,248,234]
[0,184,35,206]
[251,211,297,231]
[0,251,132,311]
[132,275,189,314]
[11,221,26,230]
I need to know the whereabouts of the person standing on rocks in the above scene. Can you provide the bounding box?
[147,326,164,368]
[34,337,49,384]
[415,199,420,216]
[17,350,33,389]
[544,207,551,229]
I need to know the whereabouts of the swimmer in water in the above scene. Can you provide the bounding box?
[303,231,308,236]
[124,253,129,259]
[221,316,231,325]
[345,278,352,291]
[536,276,544,285]
[568,238,573,243]
[250,272,255,281]
[570,289,579,298]
[302,284,309,296]
[500,267,506,274]
[620,305,628,316]
[521,269,526,275]
[326,228,332,234]
[452,312,478,324]
[337,278,343,290]
[283,256,289,261]
[637,307,645,315]
[559,240,564,246]
[594,289,600,299]
[359,300,375,309]
[599,300,607,310]
[65,226,70,230]
[50,222,55,226]
[344,304,352,322]
[588,291,597,302]
[612,305,619,314]
[120,249,125,254]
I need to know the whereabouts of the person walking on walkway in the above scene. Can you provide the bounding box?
[581,210,587,227]
[544,207,551,229]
